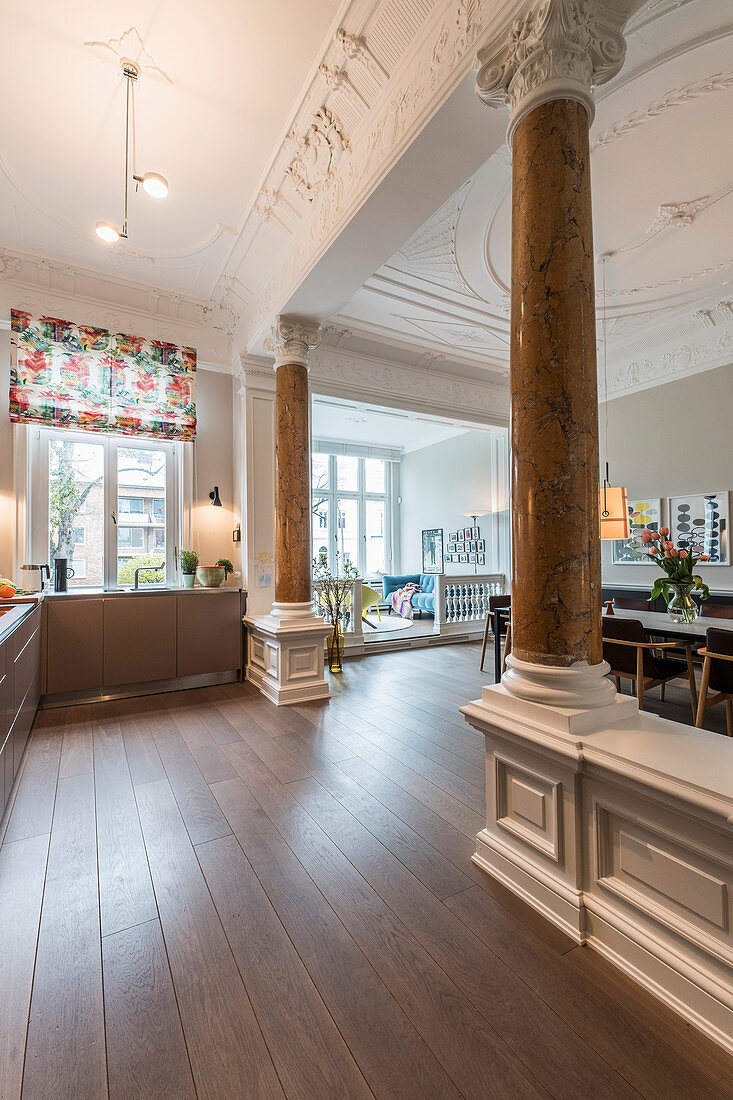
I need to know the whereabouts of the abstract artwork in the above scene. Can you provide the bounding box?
[669,493,729,565]
[613,498,662,564]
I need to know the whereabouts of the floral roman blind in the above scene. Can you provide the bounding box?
[10,309,196,441]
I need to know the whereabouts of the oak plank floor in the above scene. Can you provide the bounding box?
[0,641,731,1100]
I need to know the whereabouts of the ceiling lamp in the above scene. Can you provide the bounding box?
[598,254,630,541]
[95,61,169,243]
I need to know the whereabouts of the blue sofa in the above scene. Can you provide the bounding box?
[382,573,436,616]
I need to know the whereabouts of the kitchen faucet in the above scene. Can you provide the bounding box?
[134,563,165,589]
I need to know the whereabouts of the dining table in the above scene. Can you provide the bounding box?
[491,605,733,686]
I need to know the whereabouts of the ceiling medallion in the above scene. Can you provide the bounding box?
[95,60,169,244]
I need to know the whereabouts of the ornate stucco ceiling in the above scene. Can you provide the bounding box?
[332,0,733,398]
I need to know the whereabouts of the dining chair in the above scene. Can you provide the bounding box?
[602,617,697,715]
[700,602,733,619]
[695,628,733,736]
[480,594,511,673]
[613,597,651,611]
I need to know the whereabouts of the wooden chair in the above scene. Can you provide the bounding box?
[695,628,733,736]
[700,602,733,620]
[480,594,511,673]
[602,617,697,715]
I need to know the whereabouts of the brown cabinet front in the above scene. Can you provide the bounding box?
[177,592,242,677]
[46,599,103,695]
[103,595,177,686]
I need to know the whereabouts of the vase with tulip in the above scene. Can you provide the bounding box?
[636,526,710,623]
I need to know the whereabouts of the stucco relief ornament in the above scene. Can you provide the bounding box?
[264,317,322,370]
[475,0,627,137]
[284,108,350,203]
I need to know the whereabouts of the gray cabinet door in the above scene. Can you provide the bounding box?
[103,595,177,686]
[46,599,103,695]
[177,593,242,677]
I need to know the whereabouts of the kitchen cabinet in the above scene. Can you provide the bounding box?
[43,590,243,701]
[103,595,177,686]
[0,604,41,822]
[46,599,103,695]
[177,591,243,677]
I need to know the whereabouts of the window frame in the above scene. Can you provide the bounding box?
[311,453,392,577]
[29,427,181,590]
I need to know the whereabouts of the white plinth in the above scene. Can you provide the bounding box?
[244,606,332,705]
[462,679,733,1055]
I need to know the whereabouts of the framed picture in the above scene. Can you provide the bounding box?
[471,526,480,539]
[447,542,456,553]
[613,498,662,564]
[456,541,465,552]
[469,552,477,563]
[468,540,476,552]
[462,527,471,540]
[459,552,468,563]
[448,531,458,542]
[668,492,730,565]
[421,528,444,574]
[477,539,485,552]
[477,552,486,566]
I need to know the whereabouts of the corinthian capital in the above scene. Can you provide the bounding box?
[476,0,628,137]
[264,315,322,370]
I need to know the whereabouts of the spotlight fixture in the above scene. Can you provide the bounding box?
[209,486,222,507]
[96,61,169,243]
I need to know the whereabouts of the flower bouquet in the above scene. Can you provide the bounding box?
[636,526,710,622]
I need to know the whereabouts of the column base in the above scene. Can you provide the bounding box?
[503,653,618,710]
[244,607,332,706]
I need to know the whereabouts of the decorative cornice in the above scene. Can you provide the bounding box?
[476,0,628,137]
[592,70,733,150]
[264,316,322,369]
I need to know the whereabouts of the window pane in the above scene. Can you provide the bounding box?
[364,458,385,494]
[117,446,167,586]
[312,453,330,492]
[49,437,104,588]
[365,500,386,574]
[336,498,359,572]
[312,498,330,566]
[336,455,358,492]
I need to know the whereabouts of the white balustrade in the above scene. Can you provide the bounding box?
[434,573,505,636]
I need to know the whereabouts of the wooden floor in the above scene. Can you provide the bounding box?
[1,642,731,1100]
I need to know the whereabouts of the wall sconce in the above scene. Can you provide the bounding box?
[209,486,222,507]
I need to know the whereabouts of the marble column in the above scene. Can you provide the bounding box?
[243,316,332,705]
[275,359,311,606]
[476,0,631,709]
[509,97,601,673]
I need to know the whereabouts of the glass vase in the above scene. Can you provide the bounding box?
[665,582,699,624]
[327,621,344,673]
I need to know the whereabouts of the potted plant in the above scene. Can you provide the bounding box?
[179,549,199,589]
[313,555,359,672]
[216,558,234,585]
[636,526,710,622]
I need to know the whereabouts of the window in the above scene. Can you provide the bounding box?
[32,428,180,590]
[311,453,392,576]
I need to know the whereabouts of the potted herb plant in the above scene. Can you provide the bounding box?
[216,558,234,585]
[636,526,710,622]
[179,549,199,589]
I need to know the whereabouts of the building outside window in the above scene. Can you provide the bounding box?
[311,452,392,576]
[30,429,179,589]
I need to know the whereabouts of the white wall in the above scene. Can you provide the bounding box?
[601,363,733,592]
[0,328,239,583]
[399,428,510,580]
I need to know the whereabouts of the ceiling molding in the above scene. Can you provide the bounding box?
[309,341,509,426]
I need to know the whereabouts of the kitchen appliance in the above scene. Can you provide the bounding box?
[53,558,75,593]
[21,564,50,593]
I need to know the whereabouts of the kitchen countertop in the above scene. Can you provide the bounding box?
[40,586,245,600]
[0,603,34,646]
